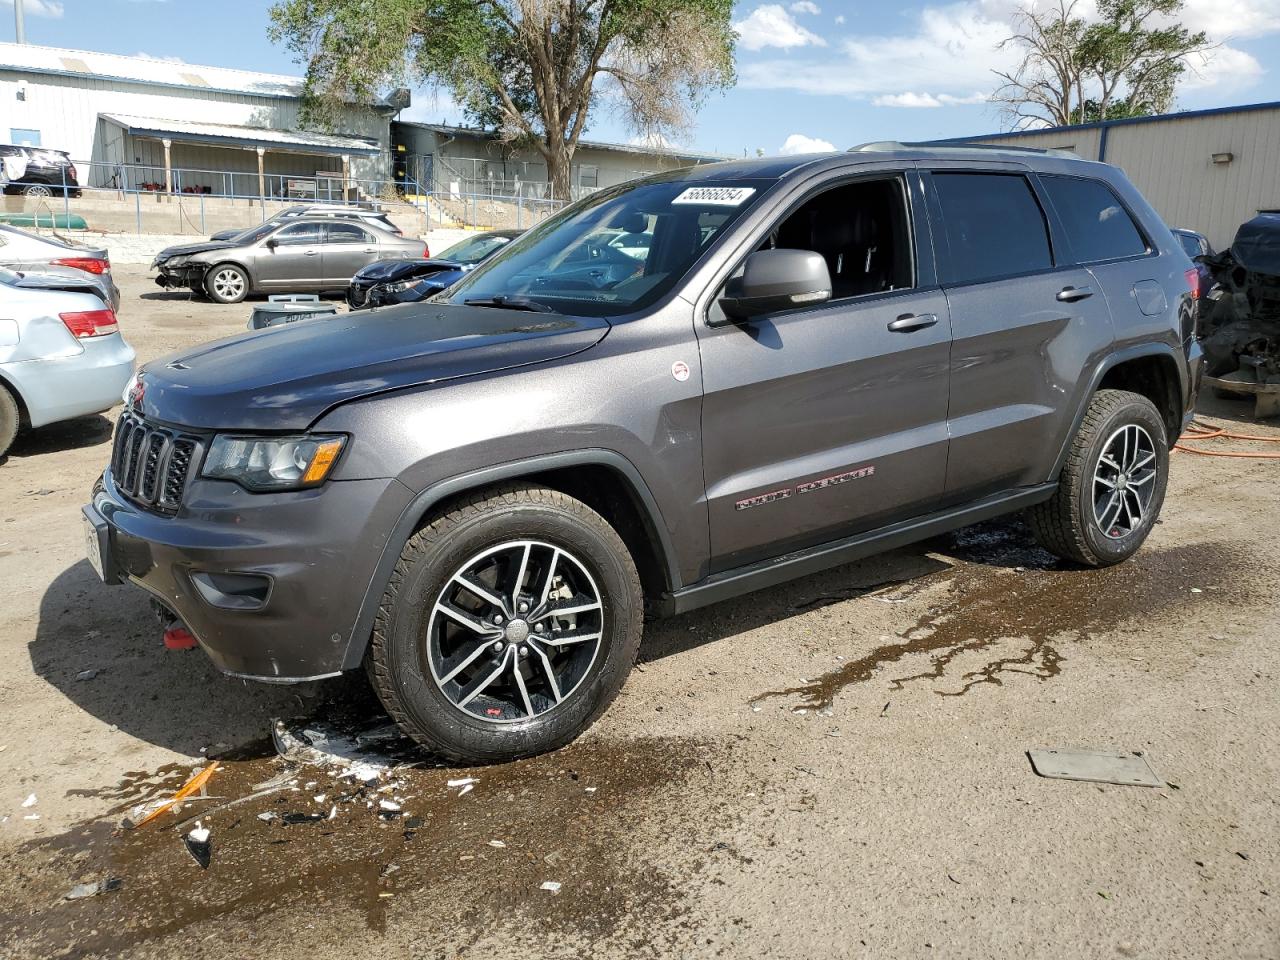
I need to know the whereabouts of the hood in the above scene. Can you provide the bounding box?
[1228,214,1280,278]
[154,240,239,262]
[209,229,242,242]
[353,258,461,284]
[137,302,610,431]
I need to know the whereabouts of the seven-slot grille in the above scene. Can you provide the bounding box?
[110,413,200,512]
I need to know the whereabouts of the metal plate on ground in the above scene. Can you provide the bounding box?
[1028,749,1164,787]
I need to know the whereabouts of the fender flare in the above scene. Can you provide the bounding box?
[340,448,680,671]
[1049,341,1188,479]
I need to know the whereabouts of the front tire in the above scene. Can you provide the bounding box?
[0,384,19,458]
[368,483,643,764]
[205,264,249,304]
[1028,389,1169,567]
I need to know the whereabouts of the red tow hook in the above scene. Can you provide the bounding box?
[163,625,199,650]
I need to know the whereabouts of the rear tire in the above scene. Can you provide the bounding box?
[367,483,643,764]
[0,384,18,458]
[205,263,249,304]
[22,182,53,199]
[1028,389,1168,567]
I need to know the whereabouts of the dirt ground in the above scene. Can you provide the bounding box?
[0,266,1276,960]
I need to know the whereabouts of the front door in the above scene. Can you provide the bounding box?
[255,221,325,289]
[697,173,952,572]
[322,221,381,286]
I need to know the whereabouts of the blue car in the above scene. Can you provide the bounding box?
[347,229,521,309]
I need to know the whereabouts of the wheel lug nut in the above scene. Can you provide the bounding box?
[535,623,545,633]
[493,614,503,625]
[519,646,528,657]
[492,641,503,651]
[518,601,528,613]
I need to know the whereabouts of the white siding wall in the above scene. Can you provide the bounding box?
[968,108,1280,250]
[0,70,390,184]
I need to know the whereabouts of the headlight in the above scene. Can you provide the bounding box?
[165,256,190,269]
[384,278,426,293]
[202,434,346,491]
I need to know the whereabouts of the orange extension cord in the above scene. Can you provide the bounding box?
[1174,420,1280,459]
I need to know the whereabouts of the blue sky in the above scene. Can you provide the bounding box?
[4,0,1279,157]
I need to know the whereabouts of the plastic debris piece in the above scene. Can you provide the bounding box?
[313,794,327,803]
[134,762,220,827]
[257,812,276,822]
[328,804,338,820]
[271,719,390,784]
[21,793,36,808]
[1028,749,1164,787]
[282,812,326,825]
[488,839,506,848]
[23,814,39,820]
[584,787,598,794]
[540,881,562,893]
[379,799,402,812]
[76,669,98,682]
[64,878,121,900]
[458,784,474,796]
[184,824,212,870]
[162,626,199,651]
[446,777,477,788]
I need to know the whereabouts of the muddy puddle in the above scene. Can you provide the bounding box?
[0,715,723,959]
[755,524,1252,710]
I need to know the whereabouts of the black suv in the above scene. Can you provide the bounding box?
[0,144,81,198]
[84,144,1202,763]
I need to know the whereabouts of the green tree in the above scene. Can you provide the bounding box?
[269,0,736,200]
[992,0,1212,129]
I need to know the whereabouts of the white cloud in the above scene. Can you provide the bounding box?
[1180,45,1266,92]
[734,4,827,51]
[133,52,185,63]
[789,0,821,13]
[0,0,63,18]
[779,133,837,154]
[834,13,845,23]
[874,91,988,107]
[1180,0,1280,39]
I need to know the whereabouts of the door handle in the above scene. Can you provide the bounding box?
[1057,285,1094,302]
[363,247,377,253]
[887,312,939,332]
[304,250,319,256]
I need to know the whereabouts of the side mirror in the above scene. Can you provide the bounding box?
[717,249,832,321]
[265,238,279,249]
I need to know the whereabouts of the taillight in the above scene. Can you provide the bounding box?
[69,163,77,181]
[423,244,430,258]
[52,257,110,275]
[60,308,119,339]
[1184,267,1201,300]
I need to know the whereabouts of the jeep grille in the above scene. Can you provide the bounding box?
[110,413,201,513]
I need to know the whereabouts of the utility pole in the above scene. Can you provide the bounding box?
[14,0,25,44]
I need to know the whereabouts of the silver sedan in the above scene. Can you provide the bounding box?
[0,224,120,311]
[152,217,429,304]
[0,273,135,458]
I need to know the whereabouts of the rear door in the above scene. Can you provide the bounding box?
[256,221,325,289]
[923,168,1114,503]
[322,221,380,285]
[696,169,953,572]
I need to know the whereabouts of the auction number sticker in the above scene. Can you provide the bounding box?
[671,186,756,206]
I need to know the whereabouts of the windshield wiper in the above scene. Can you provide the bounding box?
[464,296,554,313]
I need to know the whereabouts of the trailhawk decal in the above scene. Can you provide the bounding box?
[734,465,876,510]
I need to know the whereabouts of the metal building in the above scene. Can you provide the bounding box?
[0,41,395,196]
[944,101,1280,251]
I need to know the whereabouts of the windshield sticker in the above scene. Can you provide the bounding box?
[672,187,756,206]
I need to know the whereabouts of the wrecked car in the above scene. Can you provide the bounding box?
[1199,213,1280,417]
[346,229,521,309]
[85,145,1200,763]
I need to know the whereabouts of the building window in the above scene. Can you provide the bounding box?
[9,128,41,147]
[578,165,599,189]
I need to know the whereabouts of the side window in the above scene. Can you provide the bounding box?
[1177,233,1201,259]
[932,173,1052,284]
[326,222,371,244]
[273,223,325,245]
[761,177,915,300]
[1040,175,1148,263]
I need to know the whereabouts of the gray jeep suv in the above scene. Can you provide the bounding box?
[84,145,1202,763]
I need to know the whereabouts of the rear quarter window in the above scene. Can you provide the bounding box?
[1041,175,1148,263]
[931,173,1053,284]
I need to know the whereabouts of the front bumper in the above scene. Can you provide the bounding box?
[153,262,209,290]
[86,468,414,681]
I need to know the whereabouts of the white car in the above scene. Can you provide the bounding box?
[0,275,135,458]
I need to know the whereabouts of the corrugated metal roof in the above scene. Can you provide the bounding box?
[0,42,307,100]
[100,113,381,155]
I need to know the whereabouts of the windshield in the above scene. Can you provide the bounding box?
[444,179,766,317]
[438,233,515,266]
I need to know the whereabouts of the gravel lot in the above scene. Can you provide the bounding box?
[1,265,1276,959]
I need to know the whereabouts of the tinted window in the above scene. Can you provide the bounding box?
[273,223,325,245]
[933,173,1052,283]
[1042,175,1147,262]
[326,222,371,244]
[1176,232,1201,258]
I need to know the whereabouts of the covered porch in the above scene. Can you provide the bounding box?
[95,113,383,201]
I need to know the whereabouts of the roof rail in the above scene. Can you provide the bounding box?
[849,140,1077,159]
